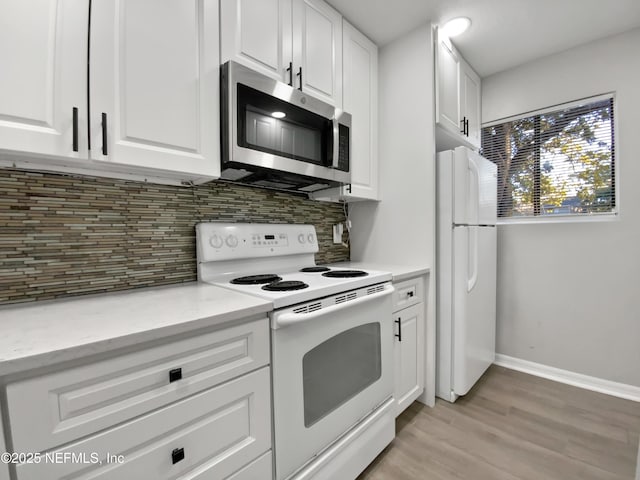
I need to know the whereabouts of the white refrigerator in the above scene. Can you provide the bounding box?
[436,146,497,403]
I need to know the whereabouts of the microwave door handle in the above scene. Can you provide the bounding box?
[331,117,339,169]
[274,285,394,328]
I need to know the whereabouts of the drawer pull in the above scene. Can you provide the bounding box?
[171,447,185,464]
[169,368,182,383]
[407,291,414,298]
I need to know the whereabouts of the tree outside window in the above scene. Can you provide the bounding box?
[481,96,615,218]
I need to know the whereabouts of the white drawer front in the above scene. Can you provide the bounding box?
[227,451,272,480]
[7,318,269,453]
[392,276,424,312]
[15,367,271,480]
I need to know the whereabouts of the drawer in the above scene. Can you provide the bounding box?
[227,451,272,480]
[15,367,272,480]
[392,276,424,312]
[7,318,269,453]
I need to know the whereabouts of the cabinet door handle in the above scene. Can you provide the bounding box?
[171,447,185,464]
[101,113,108,156]
[72,107,79,152]
[169,368,182,383]
[460,116,466,134]
[465,118,470,136]
[395,318,402,342]
[407,291,414,298]
[297,67,303,91]
[286,62,293,86]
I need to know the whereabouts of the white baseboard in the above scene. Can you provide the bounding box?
[494,354,640,403]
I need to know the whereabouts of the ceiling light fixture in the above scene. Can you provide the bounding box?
[271,111,286,119]
[442,17,471,37]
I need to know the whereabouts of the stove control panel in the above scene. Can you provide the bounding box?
[196,223,318,262]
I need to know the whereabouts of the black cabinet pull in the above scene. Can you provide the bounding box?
[286,62,293,86]
[465,118,470,136]
[171,448,185,464]
[169,368,182,383]
[297,67,302,91]
[460,117,466,134]
[395,318,402,342]
[101,112,108,155]
[72,107,79,152]
[407,291,414,298]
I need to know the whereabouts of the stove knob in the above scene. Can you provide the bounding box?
[226,234,239,248]
[307,234,314,244]
[298,233,306,244]
[209,234,223,249]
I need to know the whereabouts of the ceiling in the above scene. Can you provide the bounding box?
[326,0,640,77]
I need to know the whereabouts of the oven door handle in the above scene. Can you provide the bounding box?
[275,284,394,328]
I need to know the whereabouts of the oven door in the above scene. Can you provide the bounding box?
[271,284,394,480]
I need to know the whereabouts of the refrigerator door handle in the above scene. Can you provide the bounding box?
[468,157,480,225]
[468,226,479,292]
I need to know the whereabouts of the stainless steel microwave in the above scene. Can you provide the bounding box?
[220,61,351,193]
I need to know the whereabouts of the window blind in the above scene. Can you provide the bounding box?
[481,95,616,219]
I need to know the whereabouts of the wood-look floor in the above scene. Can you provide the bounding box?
[359,366,640,480]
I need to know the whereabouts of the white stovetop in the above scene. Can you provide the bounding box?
[328,262,430,283]
[0,283,272,377]
[211,267,392,309]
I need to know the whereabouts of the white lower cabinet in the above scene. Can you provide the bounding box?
[392,276,425,416]
[3,319,273,480]
[15,368,271,480]
[0,415,8,480]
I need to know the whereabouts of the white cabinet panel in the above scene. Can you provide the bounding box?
[435,27,482,152]
[90,0,220,179]
[293,0,342,106]
[220,0,292,82]
[393,303,425,415]
[436,35,460,136]
[227,451,273,480]
[7,318,269,453]
[310,20,378,203]
[461,59,481,148]
[0,414,8,480]
[0,0,88,158]
[393,276,424,312]
[15,368,272,480]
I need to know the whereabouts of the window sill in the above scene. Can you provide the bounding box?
[497,212,619,225]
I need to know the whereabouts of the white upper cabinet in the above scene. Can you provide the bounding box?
[90,0,220,181]
[0,0,88,159]
[312,20,378,202]
[292,0,342,106]
[460,58,481,148]
[0,0,220,185]
[435,27,481,151]
[220,0,293,82]
[221,0,342,106]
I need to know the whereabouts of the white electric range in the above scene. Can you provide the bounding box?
[196,223,396,480]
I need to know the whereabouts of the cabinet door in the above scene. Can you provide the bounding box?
[435,33,461,136]
[89,0,220,179]
[292,0,342,106]
[220,0,293,82]
[0,0,88,158]
[460,59,481,149]
[394,303,425,416]
[0,413,8,480]
[342,21,378,200]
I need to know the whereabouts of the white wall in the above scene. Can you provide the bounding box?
[483,28,640,387]
[349,23,437,402]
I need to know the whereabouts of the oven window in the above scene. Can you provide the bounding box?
[302,323,381,428]
[237,84,332,166]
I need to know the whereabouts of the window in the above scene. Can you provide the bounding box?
[481,95,616,219]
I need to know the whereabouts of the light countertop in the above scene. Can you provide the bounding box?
[328,262,430,283]
[0,283,272,377]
